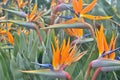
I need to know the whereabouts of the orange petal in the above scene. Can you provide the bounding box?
[6,32,14,45]
[72,0,79,15]
[81,0,97,14]
[63,18,78,24]
[81,14,112,20]
[64,29,76,36]
[100,25,109,58]
[0,29,7,34]
[65,28,83,37]
[103,33,109,52]
[72,51,87,63]
[60,39,66,64]
[112,36,117,50]
[72,28,83,37]
[20,0,23,8]
[16,0,22,9]
[95,26,104,54]
[109,34,117,59]
[22,1,28,8]
[31,4,37,15]
[26,4,37,21]
[78,0,83,12]
[7,23,13,31]
[96,34,100,53]
[51,0,56,7]
[65,44,77,65]
[60,38,70,64]
[99,25,109,53]
[52,38,60,69]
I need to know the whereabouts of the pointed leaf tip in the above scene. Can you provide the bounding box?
[19,69,69,79]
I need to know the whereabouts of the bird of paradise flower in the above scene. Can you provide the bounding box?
[95,25,116,59]
[0,23,14,45]
[16,0,28,10]
[0,28,14,45]
[26,4,44,22]
[52,37,87,70]
[20,37,87,80]
[26,4,37,22]
[85,24,120,80]
[64,0,112,37]
[72,0,111,20]
[50,0,112,41]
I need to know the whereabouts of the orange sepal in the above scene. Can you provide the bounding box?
[72,0,79,15]
[72,51,87,63]
[109,34,117,59]
[52,38,60,70]
[78,0,83,13]
[60,38,70,65]
[72,28,83,37]
[65,45,77,65]
[81,14,112,20]
[81,0,97,14]
[26,4,37,21]
[95,26,104,55]
[51,0,56,7]
[6,32,14,45]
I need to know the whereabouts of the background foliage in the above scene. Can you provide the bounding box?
[0,0,120,80]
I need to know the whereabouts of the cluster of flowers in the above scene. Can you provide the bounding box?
[0,0,120,80]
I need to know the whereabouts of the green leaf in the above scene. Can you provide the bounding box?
[0,20,36,29]
[14,33,20,57]
[116,0,120,18]
[42,42,51,64]
[75,70,84,80]
[3,8,26,18]
[65,62,78,79]
[42,30,55,64]
[28,35,39,61]
[10,59,24,80]
[20,69,68,79]
[19,32,27,55]
[0,54,10,80]
[41,23,90,29]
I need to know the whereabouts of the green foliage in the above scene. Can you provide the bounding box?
[0,0,120,80]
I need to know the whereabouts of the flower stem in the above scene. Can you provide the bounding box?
[63,71,72,80]
[84,62,92,80]
[91,67,101,80]
[34,24,42,44]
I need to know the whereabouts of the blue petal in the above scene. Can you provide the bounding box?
[31,62,54,70]
[115,56,120,60]
[83,33,91,37]
[101,47,120,57]
[59,16,73,19]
